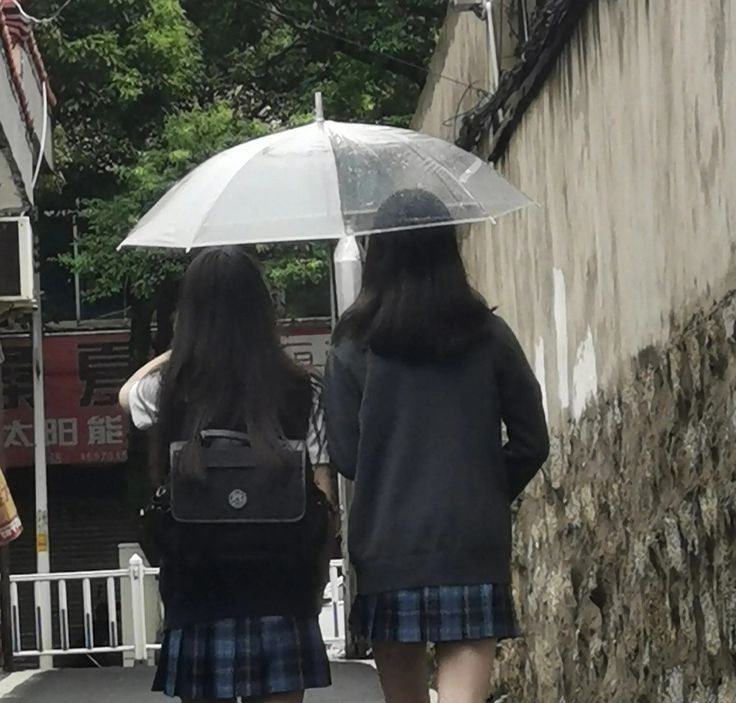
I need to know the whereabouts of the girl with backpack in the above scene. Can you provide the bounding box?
[119,247,335,703]
[324,189,550,703]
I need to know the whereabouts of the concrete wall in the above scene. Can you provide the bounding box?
[0,38,53,214]
[413,10,490,141]
[0,51,33,212]
[415,0,736,427]
[414,1,736,700]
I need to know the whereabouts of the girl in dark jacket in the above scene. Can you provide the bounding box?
[120,247,335,703]
[324,190,549,703]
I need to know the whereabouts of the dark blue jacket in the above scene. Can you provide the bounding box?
[324,314,549,594]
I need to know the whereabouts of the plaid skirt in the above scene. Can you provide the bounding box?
[351,583,520,643]
[152,616,331,699]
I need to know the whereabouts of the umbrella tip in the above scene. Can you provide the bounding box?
[315,92,324,123]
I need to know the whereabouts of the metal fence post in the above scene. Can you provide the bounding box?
[128,554,147,662]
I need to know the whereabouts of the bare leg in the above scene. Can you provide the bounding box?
[435,640,496,703]
[373,641,431,703]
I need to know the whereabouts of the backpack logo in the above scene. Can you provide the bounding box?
[228,489,248,510]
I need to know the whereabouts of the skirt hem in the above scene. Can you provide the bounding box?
[152,615,331,699]
[350,583,520,644]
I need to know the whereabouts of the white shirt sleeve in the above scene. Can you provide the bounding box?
[129,372,329,465]
[307,376,329,467]
[128,373,162,430]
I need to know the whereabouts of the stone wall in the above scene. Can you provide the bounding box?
[490,291,736,702]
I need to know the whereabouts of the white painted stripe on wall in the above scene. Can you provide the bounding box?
[572,325,598,420]
[553,268,570,410]
[534,336,549,420]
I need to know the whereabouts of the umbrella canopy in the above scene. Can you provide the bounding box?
[119,120,533,250]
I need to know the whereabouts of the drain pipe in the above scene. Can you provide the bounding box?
[451,0,501,95]
[484,0,501,94]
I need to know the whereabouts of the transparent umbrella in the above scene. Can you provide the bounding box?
[117,98,535,655]
[119,99,532,251]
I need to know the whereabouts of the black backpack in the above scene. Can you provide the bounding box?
[140,429,329,570]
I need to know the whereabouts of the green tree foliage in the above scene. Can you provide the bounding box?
[31,0,442,505]
[58,103,268,302]
[36,0,444,314]
[37,0,202,205]
[182,0,446,123]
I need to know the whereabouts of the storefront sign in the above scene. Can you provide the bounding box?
[1,323,330,467]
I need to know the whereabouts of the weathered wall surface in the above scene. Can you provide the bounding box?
[413,1,736,700]
[415,0,736,426]
[412,10,490,141]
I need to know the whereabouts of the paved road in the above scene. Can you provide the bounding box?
[1,662,383,702]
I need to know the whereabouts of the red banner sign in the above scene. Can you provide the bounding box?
[1,324,331,468]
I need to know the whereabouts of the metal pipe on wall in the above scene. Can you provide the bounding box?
[485,0,501,93]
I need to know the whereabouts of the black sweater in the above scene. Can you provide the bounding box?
[323,314,549,594]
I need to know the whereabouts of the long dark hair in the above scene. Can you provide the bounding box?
[334,189,492,362]
[157,246,311,477]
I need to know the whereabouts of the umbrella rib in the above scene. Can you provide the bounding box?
[321,122,347,236]
[175,141,274,250]
[352,214,514,237]
[392,132,490,218]
[188,128,311,248]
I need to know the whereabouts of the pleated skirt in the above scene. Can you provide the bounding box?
[152,616,331,700]
[350,583,520,643]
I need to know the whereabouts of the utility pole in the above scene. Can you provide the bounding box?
[31,230,52,669]
[332,235,365,658]
[72,209,81,323]
[42,207,83,323]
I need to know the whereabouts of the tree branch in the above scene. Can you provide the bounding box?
[265,1,428,86]
[253,39,306,81]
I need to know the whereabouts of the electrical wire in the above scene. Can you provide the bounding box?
[241,0,485,92]
[442,81,491,142]
[444,82,473,137]
[11,0,73,26]
[31,80,48,189]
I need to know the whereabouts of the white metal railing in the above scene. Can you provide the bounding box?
[321,559,346,646]
[10,554,159,661]
[10,554,346,663]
